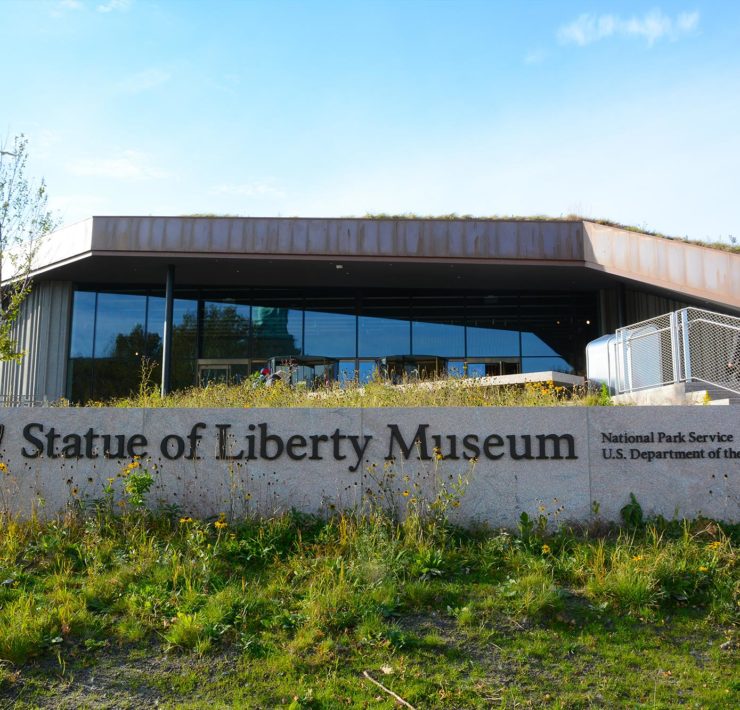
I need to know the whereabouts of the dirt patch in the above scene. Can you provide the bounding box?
[1,643,242,709]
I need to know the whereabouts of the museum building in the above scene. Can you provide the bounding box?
[1,216,738,403]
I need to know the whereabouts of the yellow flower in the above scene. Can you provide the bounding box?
[541,544,551,554]
[245,493,252,500]
[451,500,460,508]
[402,490,410,497]
[0,462,8,473]
[179,517,194,524]
[632,555,644,562]
[707,541,722,550]
[214,520,228,530]
[698,566,709,573]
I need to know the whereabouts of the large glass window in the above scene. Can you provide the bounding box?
[201,301,251,358]
[411,296,465,357]
[358,295,410,357]
[304,296,356,358]
[93,293,148,360]
[466,295,520,357]
[69,291,96,358]
[91,293,148,400]
[520,331,560,356]
[251,292,302,358]
[145,296,198,390]
[67,291,96,403]
[519,293,596,373]
[66,286,599,402]
[175,299,199,389]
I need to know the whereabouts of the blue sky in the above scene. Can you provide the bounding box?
[2,0,739,243]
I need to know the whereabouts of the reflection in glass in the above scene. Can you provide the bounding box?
[65,286,598,401]
[69,291,96,358]
[338,360,357,383]
[67,291,97,404]
[358,315,409,357]
[358,361,377,383]
[146,297,198,390]
[172,300,198,390]
[93,293,148,400]
[67,359,94,404]
[466,295,520,357]
[466,326,519,357]
[522,356,574,374]
[202,302,251,358]
[412,321,464,357]
[252,305,302,357]
[465,363,486,378]
[411,296,464,357]
[520,331,560,356]
[94,293,147,358]
[304,309,356,358]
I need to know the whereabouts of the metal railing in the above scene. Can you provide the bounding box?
[615,307,740,396]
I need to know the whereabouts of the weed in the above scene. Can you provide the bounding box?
[620,493,644,528]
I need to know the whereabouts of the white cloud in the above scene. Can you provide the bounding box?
[97,0,131,13]
[558,10,699,47]
[50,0,84,17]
[524,49,547,65]
[210,181,286,199]
[67,150,169,180]
[117,68,171,94]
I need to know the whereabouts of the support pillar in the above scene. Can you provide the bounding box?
[161,264,175,397]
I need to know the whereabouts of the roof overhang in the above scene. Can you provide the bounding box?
[15,216,740,310]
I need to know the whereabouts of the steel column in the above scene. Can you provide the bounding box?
[161,264,175,396]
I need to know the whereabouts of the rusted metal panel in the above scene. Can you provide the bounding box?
[19,217,739,313]
[584,222,739,309]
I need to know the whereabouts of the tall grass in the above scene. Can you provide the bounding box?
[0,504,735,666]
[81,376,606,409]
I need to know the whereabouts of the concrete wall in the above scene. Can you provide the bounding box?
[0,282,72,403]
[0,406,736,526]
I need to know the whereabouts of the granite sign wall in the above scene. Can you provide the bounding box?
[0,407,737,526]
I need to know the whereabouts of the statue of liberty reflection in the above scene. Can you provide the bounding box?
[252,305,300,358]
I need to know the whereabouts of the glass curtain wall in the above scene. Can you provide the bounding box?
[67,287,598,401]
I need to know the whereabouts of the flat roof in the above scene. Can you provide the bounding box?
[18,216,740,310]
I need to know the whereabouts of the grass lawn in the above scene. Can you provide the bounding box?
[0,503,736,709]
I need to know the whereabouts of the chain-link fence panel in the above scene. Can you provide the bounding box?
[685,308,740,393]
[615,312,675,392]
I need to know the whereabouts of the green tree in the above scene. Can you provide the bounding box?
[0,134,57,361]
